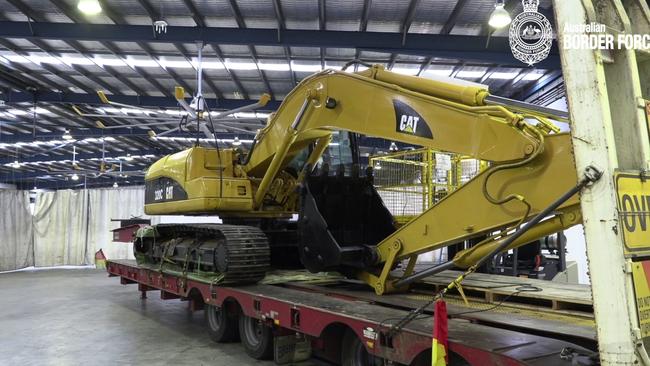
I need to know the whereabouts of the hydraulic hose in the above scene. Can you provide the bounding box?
[481,125,546,228]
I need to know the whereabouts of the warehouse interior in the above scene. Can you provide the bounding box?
[1,0,649,365]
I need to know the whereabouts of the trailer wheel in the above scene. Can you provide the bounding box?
[205,304,239,342]
[341,330,384,366]
[238,314,273,360]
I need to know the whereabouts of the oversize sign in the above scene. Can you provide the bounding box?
[616,172,650,257]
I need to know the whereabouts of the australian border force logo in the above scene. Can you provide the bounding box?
[509,0,553,66]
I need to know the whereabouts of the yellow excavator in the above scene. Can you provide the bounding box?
[134,63,599,295]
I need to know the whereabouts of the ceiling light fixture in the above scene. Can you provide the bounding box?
[153,20,168,34]
[257,62,291,71]
[489,1,512,29]
[124,154,134,161]
[389,142,399,152]
[71,173,79,181]
[10,160,20,169]
[489,72,520,79]
[456,70,486,78]
[77,0,102,15]
[290,61,322,73]
[113,182,119,188]
[62,129,73,140]
[373,162,382,170]
[232,136,242,146]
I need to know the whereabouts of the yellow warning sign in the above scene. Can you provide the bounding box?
[615,172,650,257]
[632,261,650,339]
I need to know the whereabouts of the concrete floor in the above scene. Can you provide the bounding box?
[0,268,322,366]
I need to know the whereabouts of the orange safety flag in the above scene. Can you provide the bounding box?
[431,299,448,366]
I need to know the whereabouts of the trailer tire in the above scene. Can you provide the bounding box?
[205,304,240,342]
[341,330,384,366]
[238,314,273,360]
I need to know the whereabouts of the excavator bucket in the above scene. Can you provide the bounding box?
[298,171,396,273]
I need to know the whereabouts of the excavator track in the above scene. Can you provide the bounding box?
[151,224,270,284]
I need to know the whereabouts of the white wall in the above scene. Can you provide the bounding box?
[564,225,590,284]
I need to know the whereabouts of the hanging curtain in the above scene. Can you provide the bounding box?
[0,190,33,271]
[87,187,156,260]
[33,189,91,266]
[21,187,159,268]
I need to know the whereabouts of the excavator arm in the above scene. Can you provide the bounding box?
[242,64,579,294]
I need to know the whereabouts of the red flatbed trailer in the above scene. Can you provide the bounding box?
[107,259,596,366]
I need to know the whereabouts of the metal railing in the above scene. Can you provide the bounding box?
[370,148,487,224]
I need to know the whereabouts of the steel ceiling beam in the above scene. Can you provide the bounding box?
[440,0,470,35]
[32,176,143,189]
[174,1,248,99]
[1,91,282,110]
[0,169,146,182]
[0,128,410,152]
[0,63,34,91]
[0,148,174,164]
[360,0,372,32]
[318,0,327,70]
[18,178,146,190]
[0,129,244,144]
[209,44,250,99]
[353,0,373,72]
[416,56,433,76]
[513,70,563,101]
[223,0,275,98]
[0,21,561,68]
[181,0,206,28]
[271,0,293,91]
[134,0,224,99]
[401,0,421,44]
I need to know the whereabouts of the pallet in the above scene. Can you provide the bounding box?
[420,270,593,316]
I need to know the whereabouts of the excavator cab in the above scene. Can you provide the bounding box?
[297,132,397,273]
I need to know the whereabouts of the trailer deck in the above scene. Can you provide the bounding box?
[107,259,597,365]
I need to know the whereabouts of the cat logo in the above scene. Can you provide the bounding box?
[393,99,432,139]
[399,115,420,134]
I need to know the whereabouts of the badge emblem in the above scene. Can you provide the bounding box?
[393,100,432,139]
[508,0,553,66]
